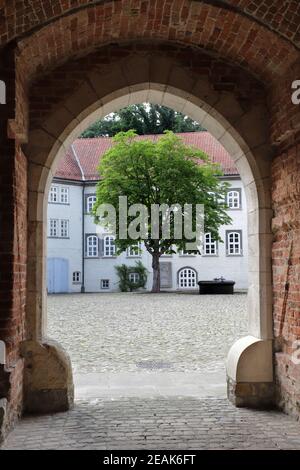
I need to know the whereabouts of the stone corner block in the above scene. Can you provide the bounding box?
[21,338,74,414]
[0,398,7,443]
[226,335,274,408]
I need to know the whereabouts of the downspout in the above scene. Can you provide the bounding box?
[81,182,86,293]
[71,144,86,293]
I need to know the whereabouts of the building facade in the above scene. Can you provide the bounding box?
[47,132,248,293]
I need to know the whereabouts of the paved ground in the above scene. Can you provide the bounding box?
[3,398,300,450]
[3,292,300,450]
[47,292,248,398]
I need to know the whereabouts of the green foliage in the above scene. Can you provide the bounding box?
[115,261,148,292]
[93,130,231,257]
[80,104,205,138]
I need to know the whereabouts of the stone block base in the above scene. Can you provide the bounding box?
[21,339,74,414]
[0,398,7,443]
[227,377,275,409]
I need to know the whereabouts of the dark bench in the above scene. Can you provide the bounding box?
[198,279,235,294]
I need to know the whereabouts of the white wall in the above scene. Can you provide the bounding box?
[47,177,248,293]
[47,182,83,293]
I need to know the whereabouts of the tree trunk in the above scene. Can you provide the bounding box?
[151,252,160,293]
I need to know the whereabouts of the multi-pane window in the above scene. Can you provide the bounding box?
[204,233,218,255]
[73,272,81,283]
[48,185,69,204]
[86,235,98,258]
[49,185,58,203]
[104,236,116,257]
[49,219,58,237]
[49,219,69,238]
[227,190,241,209]
[127,243,141,257]
[178,268,197,288]
[60,219,69,238]
[60,187,69,204]
[129,272,140,283]
[101,279,110,289]
[87,195,97,213]
[226,231,242,255]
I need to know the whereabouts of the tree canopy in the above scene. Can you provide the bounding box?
[93,130,231,292]
[80,104,205,138]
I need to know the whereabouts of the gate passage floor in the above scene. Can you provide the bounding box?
[3,292,300,450]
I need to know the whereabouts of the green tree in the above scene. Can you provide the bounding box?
[81,104,204,137]
[93,131,231,293]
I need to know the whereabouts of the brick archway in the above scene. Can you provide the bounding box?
[1,0,300,442]
[24,48,273,412]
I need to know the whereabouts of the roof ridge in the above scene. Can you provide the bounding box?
[54,132,239,181]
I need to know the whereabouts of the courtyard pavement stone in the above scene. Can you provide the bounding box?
[3,397,300,450]
[47,292,248,375]
[3,292,300,450]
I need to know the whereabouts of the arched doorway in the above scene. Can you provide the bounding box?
[24,65,273,411]
[0,0,299,444]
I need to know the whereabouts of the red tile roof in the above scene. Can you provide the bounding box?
[54,132,239,181]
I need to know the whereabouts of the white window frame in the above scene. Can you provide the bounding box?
[178,267,197,289]
[226,231,242,256]
[86,235,99,258]
[227,190,241,209]
[72,272,81,283]
[127,243,142,257]
[103,235,116,257]
[49,185,69,204]
[49,185,58,203]
[49,219,59,237]
[87,195,97,214]
[60,187,69,204]
[203,233,218,256]
[60,219,69,238]
[129,272,140,283]
[101,279,110,289]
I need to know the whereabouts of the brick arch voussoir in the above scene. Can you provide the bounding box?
[1,0,300,50]
[16,1,299,87]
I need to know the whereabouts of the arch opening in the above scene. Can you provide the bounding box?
[24,82,274,412]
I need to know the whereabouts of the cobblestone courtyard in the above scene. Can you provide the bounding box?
[3,293,300,450]
[48,292,248,375]
[47,292,248,398]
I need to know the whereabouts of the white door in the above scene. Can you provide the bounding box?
[47,258,69,293]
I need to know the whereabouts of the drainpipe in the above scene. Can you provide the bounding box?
[72,144,86,293]
[81,182,86,293]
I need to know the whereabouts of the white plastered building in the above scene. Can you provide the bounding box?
[47,132,248,293]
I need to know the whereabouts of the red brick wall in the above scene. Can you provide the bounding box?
[0,1,299,49]
[272,139,300,418]
[0,140,27,435]
[0,1,299,436]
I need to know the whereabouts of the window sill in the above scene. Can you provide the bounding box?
[226,254,243,257]
[48,202,70,206]
[202,254,219,257]
[48,236,70,239]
